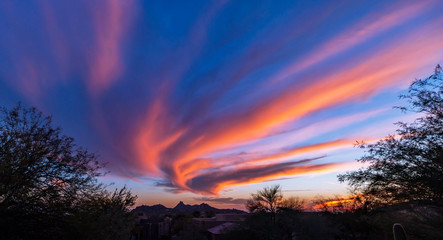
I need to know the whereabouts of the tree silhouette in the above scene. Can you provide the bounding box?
[246,185,283,223]
[238,185,305,240]
[0,104,136,239]
[338,65,443,207]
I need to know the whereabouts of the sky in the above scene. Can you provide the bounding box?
[1,0,443,210]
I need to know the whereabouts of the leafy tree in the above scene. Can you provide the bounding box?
[338,65,443,207]
[246,185,283,216]
[67,186,137,239]
[313,196,382,240]
[240,185,305,240]
[0,104,137,239]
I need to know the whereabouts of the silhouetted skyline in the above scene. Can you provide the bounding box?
[1,0,442,209]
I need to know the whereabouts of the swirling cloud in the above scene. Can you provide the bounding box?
[0,0,442,197]
[130,2,443,194]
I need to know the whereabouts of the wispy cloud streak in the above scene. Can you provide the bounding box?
[0,0,442,197]
[270,0,434,84]
[142,4,443,194]
[87,0,136,93]
[194,197,248,205]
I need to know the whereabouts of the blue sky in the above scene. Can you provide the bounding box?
[1,0,442,209]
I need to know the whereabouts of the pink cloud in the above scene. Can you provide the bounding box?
[269,0,435,84]
[87,0,137,94]
[130,15,443,194]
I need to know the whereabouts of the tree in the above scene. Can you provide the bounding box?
[240,185,305,240]
[338,65,443,207]
[278,196,305,212]
[245,185,283,239]
[246,185,283,214]
[68,186,137,240]
[246,185,304,214]
[0,104,137,239]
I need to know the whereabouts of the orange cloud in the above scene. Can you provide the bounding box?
[2,0,441,197]
[172,18,442,188]
[134,98,188,175]
[132,9,443,195]
[250,108,388,152]
[187,159,355,195]
[203,139,354,171]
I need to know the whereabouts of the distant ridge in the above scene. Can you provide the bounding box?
[133,201,245,215]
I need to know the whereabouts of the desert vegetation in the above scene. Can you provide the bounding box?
[1,66,442,239]
[0,104,137,239]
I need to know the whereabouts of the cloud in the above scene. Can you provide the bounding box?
[199,139,354,170]
[2,0,442,197]
[270,0,434,84]
[0,0,138,103]
[282,189,313,192]
[86,0,137,94]
[127,8,443,195]
[185,157,342,195]
[194,197,248,205]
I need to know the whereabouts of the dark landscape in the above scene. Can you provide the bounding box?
[1,1,443,239]
[133,202,246,216]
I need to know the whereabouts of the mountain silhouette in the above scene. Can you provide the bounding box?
[134,202,245,216]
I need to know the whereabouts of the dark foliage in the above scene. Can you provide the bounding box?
[337,65,443,239]
[0,104,136,239]
[338,65,443,206]
[228,185,305,240]
[246,185,283,213]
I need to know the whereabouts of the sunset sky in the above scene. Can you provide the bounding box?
[1,0,442,209]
